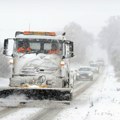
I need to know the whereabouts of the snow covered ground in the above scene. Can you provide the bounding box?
[53,65,120,120]
[86,65,120,120]
[0,108,42,120]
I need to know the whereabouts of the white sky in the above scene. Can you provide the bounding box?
[0,0,120,38]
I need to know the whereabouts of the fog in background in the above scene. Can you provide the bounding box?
[0,0,120,77]
[99,16,120,74]
[0,0,120,38]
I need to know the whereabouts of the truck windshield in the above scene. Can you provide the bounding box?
[16,39,63,55]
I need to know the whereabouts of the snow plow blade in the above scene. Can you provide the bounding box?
[0,88,72,101]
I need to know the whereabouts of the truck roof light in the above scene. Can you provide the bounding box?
[23,31,56,36]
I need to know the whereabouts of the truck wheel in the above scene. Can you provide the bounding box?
[69,93,73,101]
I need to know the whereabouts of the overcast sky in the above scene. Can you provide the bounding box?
[0,0,120,38]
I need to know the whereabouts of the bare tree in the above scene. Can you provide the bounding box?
[64,22,94,63]
[99,16,120,72]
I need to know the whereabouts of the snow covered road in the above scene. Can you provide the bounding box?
[0,65,119,120]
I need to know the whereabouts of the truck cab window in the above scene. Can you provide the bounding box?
[44,43,52,50]
[16,39,63,55]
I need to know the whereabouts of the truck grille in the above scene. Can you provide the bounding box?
[21,67,58,74]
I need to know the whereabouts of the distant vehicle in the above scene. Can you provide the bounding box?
[96,59,105,67]
[90,66,99,73]
[89,60,94,64]
[76,66,94,81]
[89,62,100,73]
[89,62,100,72]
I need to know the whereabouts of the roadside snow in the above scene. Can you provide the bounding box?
[0,94,28,107]
[86,66,120,120]
[0,108,42,120]
[54,65,120,120]
[0,78,9,87]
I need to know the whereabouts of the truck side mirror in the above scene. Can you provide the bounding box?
[69,41,74,57]
[65,41,74,58]
[3,39,8,55]
[3,39,14,56]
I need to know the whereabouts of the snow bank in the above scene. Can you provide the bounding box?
[86,65,120,120]
[0,108,41,120]
[54,65,120,120]
[0,94,28,107]
[0,78,9,87]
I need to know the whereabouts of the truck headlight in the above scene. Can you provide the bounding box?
[9,59,13,64]
[88,73,92,76]
[60,61,65,67]
[76,73,80,76]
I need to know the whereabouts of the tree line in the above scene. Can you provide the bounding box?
[98,16,120,72]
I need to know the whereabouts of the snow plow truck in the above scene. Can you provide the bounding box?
[1,31,74,102]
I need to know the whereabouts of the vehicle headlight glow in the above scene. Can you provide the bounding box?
[9,59,13,64]
[60,61,65,67]
[76,73,80,76]
[88,73,92,76]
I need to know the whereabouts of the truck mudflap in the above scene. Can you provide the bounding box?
[0,87,72,101]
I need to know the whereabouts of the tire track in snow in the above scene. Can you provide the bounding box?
[28,73,103,120]
[0,108,19,119]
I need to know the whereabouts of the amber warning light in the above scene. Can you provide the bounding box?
[23,31,56,36]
